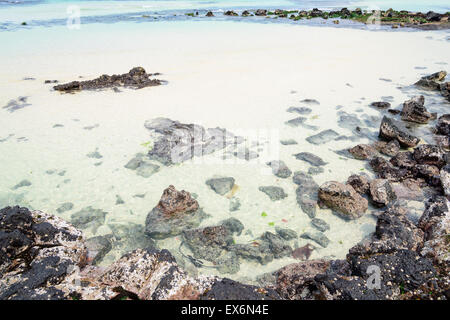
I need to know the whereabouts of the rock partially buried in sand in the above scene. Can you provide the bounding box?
[293,171,319,218]
[266,160,292,178]
[206,177,235,196]
[294,152,327,166]
[379,116,420,148]
[401,96,434,124]
[318,181,368,220]
[258,186,288,201]
[348,144,377,160]
[145,185,207,239]
[53,67,162,92]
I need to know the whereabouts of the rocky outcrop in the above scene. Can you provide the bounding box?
[145,186,207,239]
[53,67,161,92]
[401,96,434,124]
[0,206,87,300]
[346,174,370,195]
[294,152,327,166]
[293,171,319,218]
[348,144,377,160]
[379,116,420,148]
[318,181,368,220]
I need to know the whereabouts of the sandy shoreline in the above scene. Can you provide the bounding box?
[0,20,449,282]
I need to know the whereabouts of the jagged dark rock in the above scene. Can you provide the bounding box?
[53,67,161,92]
[401,96,434,124]
[379,116,420,148]
[145,185,207,239]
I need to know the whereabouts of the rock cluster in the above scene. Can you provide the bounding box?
[53,67,162,92]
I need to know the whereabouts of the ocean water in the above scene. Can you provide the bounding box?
[0,0,449,29]
[0,1,449,284]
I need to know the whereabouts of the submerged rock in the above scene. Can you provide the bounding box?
[70,206,107,234]
[124,153,160,178]
[266,160,292,178]
[285,116,307,127]
[144,118,242,165]
[379,116,420,148]
[401,96,434,124]
[182,221,241,274]
[300,232,330,248]
[293,171,319,218]
[145,185,207,239]
[53,67,162,92]
[229,197,241,212]
[206,177,235,196]
[318,181,368,220]
[275,227,298,240]
[311,218,330,232]
[413,144,447,168]
[258,186,288,201]
[291,244,315,261]
[56,202,74,213]
[294,152,327,166]
[287,106,312,115]
[0,206,86,300]
[306,129,339,145]
[280,139,298,145]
